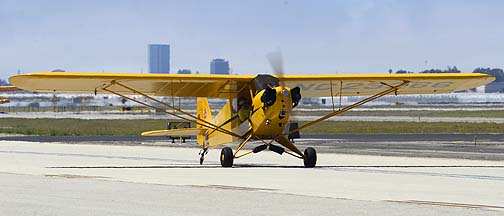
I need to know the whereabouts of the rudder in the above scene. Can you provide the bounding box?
[196,97,213,145]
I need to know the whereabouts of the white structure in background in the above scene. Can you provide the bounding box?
[3,92,504,108]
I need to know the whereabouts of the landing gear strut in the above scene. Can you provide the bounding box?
[199,148,209,165]
[303,147,317,168]
[220,147,234,167]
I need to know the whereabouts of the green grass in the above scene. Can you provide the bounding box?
[298,121,504,134]
[0,118,167,136]
[0,118,503,136]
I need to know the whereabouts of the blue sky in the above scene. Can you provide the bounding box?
[1,0,504,79]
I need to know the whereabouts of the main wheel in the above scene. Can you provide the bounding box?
[303,147,317,168]
[220,147,234,167]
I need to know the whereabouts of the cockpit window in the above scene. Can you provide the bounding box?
[252,74,280,91]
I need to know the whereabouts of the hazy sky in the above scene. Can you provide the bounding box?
[1,0,504,79]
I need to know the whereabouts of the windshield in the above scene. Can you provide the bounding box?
[252,74,279,91]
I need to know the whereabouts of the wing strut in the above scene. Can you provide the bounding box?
[101,81,243,139]
[288,81,410,135]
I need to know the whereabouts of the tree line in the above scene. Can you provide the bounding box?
[392,66,504,82]
[393,65,461,74]
[473,68,504,82]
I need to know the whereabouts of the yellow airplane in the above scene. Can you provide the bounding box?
[0,86,20,104]
[9,71,494,167]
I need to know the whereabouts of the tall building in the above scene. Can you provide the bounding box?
[210,59,230,74]
[148,44,170,73]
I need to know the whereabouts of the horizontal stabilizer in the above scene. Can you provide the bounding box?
[0,86,20,92]
[141,128,207,137]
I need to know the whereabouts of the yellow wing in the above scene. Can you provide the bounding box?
[280,73,494,97]
[9,72,494,98]
[141,128,207,136]
[9,72,254,98]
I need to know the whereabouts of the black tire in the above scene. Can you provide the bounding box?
[220,147,234,167]
[303,147,317,168]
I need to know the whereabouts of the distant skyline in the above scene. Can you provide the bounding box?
[2,0,504,79]
[148,44,170,73]
[211,59,230,75]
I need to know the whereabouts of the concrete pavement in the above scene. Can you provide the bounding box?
[0,140,503,215]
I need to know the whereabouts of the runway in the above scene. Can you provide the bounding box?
[0,140,503,215]
[3,133,504,160]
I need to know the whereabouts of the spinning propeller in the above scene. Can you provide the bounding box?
[266,51,301,108]
[266,51,285,83]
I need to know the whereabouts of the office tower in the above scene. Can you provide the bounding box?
[210,59,230,74]
[148,44,170,73]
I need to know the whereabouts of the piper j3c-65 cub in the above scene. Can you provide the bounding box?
[9,56,494,167]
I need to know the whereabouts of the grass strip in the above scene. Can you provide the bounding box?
[0,118,166,136]
[1,118,503,136]
[298,121,504,134]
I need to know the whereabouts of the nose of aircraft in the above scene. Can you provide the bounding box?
[281,88,289,97]
[278,87,290,119]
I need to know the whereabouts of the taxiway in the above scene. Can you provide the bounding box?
[0,139,503,215]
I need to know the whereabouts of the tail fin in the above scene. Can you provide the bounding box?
[196,97,213,146]
[196,97,213,126]
[196,98,239,147]
[208,99,236,146]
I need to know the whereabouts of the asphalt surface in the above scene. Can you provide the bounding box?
[0,172,499,216]
[2,133,504,215]
[3,133,504,142]
[1,140,504,215]
[3,133,504,160]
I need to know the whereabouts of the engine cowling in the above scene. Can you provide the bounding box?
[291,86,301,108]
[261,87,277,107]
